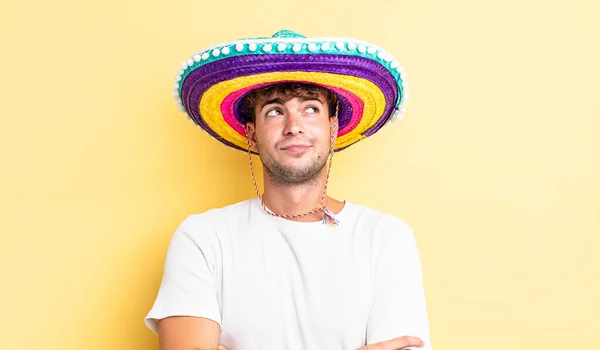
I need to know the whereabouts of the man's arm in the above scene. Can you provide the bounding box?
[145,216,223,347]
[158,316,220,350]
[365,219,432,349]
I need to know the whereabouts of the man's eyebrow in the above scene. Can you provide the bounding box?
[261,97,285,107]
[298,96,324,104]
[260,96,324,108]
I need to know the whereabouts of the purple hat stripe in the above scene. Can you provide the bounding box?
[181,54,398,138]
[183,56,397,126]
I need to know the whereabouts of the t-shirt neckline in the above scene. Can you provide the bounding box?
[251,197,353,229]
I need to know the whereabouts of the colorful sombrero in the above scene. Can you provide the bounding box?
[173,29,409,152]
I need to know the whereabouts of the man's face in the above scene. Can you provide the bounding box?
[246,92,335,186]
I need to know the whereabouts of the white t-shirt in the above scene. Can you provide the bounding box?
[145,198,432,350]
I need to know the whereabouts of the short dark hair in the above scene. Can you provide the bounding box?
[239,82,339,123]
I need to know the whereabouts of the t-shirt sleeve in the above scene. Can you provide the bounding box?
[366,220,433,349]
[144,215,222,333]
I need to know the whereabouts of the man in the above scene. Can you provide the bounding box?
[145,30,432,350]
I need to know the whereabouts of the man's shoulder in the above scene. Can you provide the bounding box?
[347,201,413,234]
[351,203,410,228]
[178,198,255,231]
[346,202,418,256]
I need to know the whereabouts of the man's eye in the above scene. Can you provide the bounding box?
[305,106,319,114]
[266,109,281,117]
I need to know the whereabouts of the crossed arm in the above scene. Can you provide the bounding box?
[157,316,425,350]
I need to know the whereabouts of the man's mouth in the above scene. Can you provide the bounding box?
[281,144,311,153]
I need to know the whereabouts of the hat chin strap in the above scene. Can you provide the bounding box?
[246,107,340,226]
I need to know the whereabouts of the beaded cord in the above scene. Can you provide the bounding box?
[246,104,340,226]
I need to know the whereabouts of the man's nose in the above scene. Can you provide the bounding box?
[283,111,304,135]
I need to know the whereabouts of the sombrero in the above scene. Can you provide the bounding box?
[173,29,409,152]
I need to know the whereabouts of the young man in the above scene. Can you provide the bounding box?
[145,30,432,350]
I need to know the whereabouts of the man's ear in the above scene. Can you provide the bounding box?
[245,122,258,152]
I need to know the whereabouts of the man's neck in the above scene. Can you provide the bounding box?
[260,172,342,222]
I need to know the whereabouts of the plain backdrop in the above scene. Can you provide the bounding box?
[1,0,599,349]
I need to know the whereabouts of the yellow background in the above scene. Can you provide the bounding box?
[1,0,598,349]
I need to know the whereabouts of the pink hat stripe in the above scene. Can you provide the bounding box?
[220,82,364,137]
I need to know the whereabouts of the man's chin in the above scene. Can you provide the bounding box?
[277,159,312,172]
[264,159,327,185]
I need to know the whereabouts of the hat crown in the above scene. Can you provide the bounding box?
[271,29,306,39]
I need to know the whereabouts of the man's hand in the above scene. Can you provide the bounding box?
[358,336,425,350]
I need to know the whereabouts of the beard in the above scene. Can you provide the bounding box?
[257,141,330,186]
